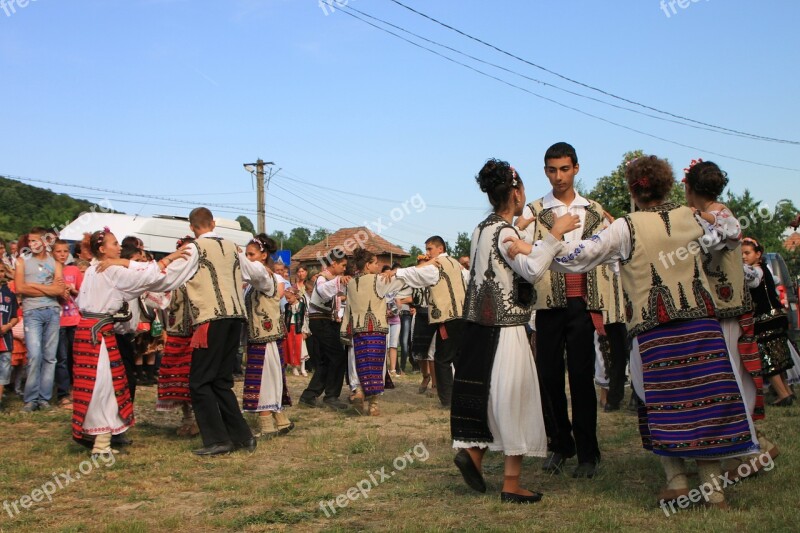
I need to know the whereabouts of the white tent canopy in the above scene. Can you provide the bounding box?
[58,213,252,254]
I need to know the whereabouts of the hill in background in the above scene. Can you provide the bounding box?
[0,176,115,241]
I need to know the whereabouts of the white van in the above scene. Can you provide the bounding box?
[58,213,253,254]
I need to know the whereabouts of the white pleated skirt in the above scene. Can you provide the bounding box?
[453,326,547,457]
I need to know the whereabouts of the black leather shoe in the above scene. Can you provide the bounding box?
[572,462,599,479]
[298,397,319,408]
[192,443,234,456]
[542,451,573,474]
[111,434,133,447]
[235,437,257,453]
[453,449,487,493]
[604,403,621,412]
[500,491,543,504]
[322,398,350,411]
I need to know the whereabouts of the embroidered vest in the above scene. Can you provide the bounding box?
[428,255,467,324]
[620,204,716,338]
[340,274,389,338]
[185,237,246,326]
[702,242,752,320]
[283,299,307,332]
[463,214,533,326]
[527,198,608,311]
[600,264,626,325]
[165,286,193,337]
[245,273,285,343]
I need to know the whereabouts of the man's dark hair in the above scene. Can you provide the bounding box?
[120,243,142,260]
[320,247,347,267]
[425,236,446,250]
[121,236,144,250]
[189,207,214,229]
[544,142,578,166]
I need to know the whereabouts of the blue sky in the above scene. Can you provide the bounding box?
[1,0,798,252]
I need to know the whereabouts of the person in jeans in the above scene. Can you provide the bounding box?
[53,239,83,409]
[14,228,65,412]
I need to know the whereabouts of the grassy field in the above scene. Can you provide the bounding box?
[0,372,797,533]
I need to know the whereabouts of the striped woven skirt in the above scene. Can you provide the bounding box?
[243,341,284,412]
[156,335,193,411]
[636,318,756,459]
[353,332,387,396]
[72,319,134,440]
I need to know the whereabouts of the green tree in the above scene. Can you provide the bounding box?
[452,232,471,258]
[588,150,685,218]
[269,230,288,250]
[236,216,255,234]
[311,228,328,243]
[725,190,797,252]
[401,245,423,267]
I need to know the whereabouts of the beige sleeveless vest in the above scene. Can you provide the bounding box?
[702,242,752,320]
[527,198,609,311]
[244,274,285,343]
[620,204,716,338]
[185,237,246,326]
[340,274,389,338]
[165,286,193,337]
[428,255,466,325]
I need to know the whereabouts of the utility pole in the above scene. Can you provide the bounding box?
[256,159,265,234]
[243,159,275,235]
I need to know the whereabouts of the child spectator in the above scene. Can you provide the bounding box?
[11,294,26,398]
[53,239,83,409]
[283,287,310,376]
[0,266,20,410]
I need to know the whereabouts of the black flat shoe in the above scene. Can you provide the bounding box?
[542,451,573,474]
[572,462,599,479]
[235,437,257,453]
[453,450,487,493]
[500,491,543,504]
[771,396,793,407]
[604,403,620,412]
[192,443,234,456]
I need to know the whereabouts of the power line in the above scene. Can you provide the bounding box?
[269,179,422,248]
[2,174,330,231]
[336,4,800,173]
[272,168,486,210]
[342,3,769,143]
[386,0,799,145]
